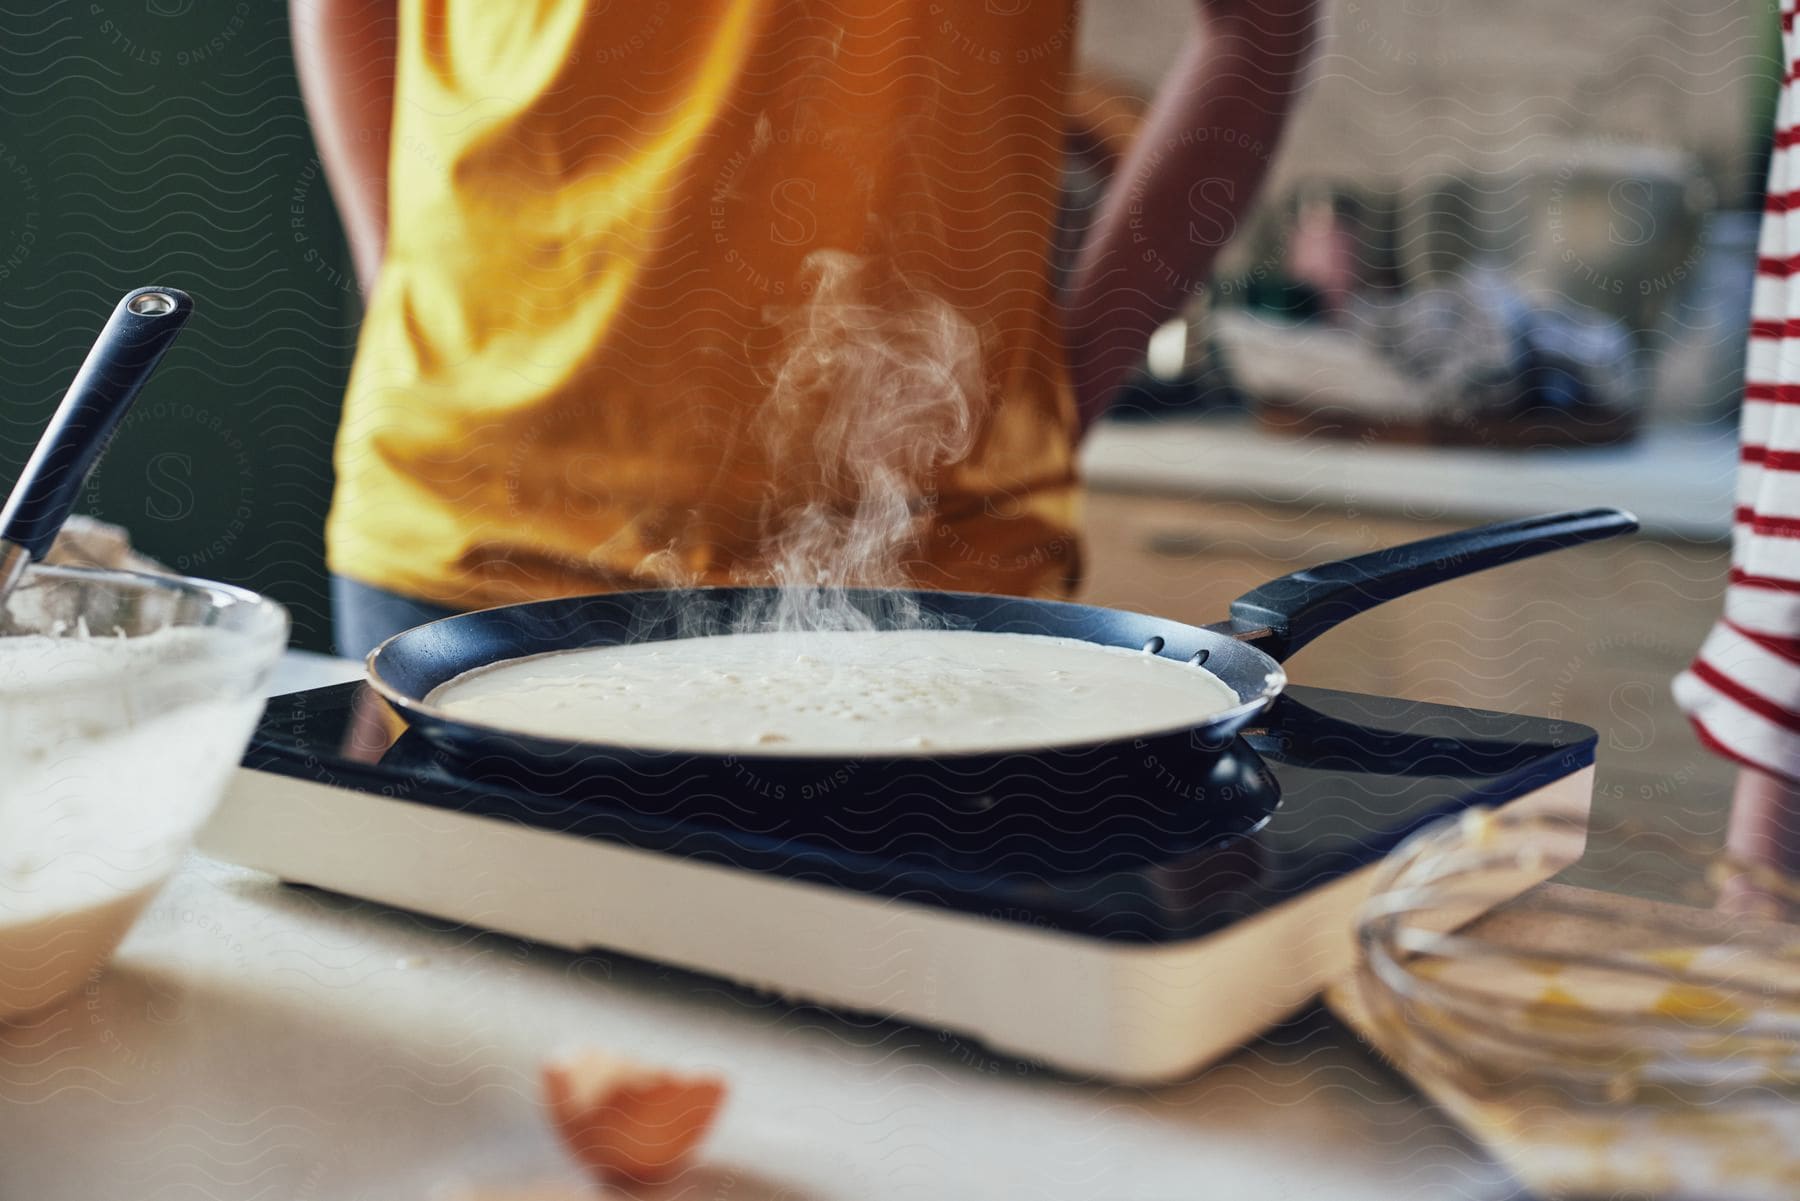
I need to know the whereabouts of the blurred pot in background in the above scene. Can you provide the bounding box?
[1191,145,1727,447]
[1403,144,1712,335]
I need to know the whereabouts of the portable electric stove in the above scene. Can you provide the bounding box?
[198,680,1596,1083]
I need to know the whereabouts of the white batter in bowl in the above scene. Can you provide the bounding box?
[0,566,286,1020]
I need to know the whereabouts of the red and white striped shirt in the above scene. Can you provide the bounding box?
[1673,0,1800,779]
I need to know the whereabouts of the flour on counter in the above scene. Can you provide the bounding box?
[426,629,1242,755]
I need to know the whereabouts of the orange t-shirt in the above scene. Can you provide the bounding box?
[327,0,1083,610]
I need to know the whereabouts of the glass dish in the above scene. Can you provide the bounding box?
[0,564,287,1019]
[1351,806,1799,1201]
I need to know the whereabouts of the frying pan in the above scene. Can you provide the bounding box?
[366,507,1636,830]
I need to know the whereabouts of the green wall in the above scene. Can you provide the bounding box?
[0,3,353,651]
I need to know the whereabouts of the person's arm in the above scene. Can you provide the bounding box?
[290,0,399,297]
[1727,767,1800,873]
[1672,57,1800,875]
[1676,548,1800,874]
[1063,0,1317,431]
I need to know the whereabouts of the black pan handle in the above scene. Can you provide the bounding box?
[0,286,193,559]
[1227,507,1640,661]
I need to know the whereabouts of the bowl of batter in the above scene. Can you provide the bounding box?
[0,565,287,1020]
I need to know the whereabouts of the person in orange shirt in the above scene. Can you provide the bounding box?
[294,1,1317,657]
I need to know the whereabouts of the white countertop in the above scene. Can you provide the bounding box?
[0,654,1520,1201]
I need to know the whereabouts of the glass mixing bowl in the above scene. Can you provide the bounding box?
[1350,806,1799,1201]
[0,564,288,1019]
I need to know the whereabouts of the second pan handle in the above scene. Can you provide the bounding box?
[1226,507,1640,661]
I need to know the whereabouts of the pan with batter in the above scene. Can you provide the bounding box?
[426,630,1242,757]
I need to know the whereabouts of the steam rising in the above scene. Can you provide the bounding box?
[743,251,982,632]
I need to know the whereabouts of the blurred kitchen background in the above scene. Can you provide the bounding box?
[0,1,1775,859]
[1069,0,1769,874]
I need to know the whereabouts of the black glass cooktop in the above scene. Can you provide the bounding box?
[243,683,1595,944]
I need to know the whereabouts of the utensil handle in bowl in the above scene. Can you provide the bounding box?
[0,286,194,560]
[1227,507,1640,661]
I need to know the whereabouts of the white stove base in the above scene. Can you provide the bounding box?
[198,766,1592,1083]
